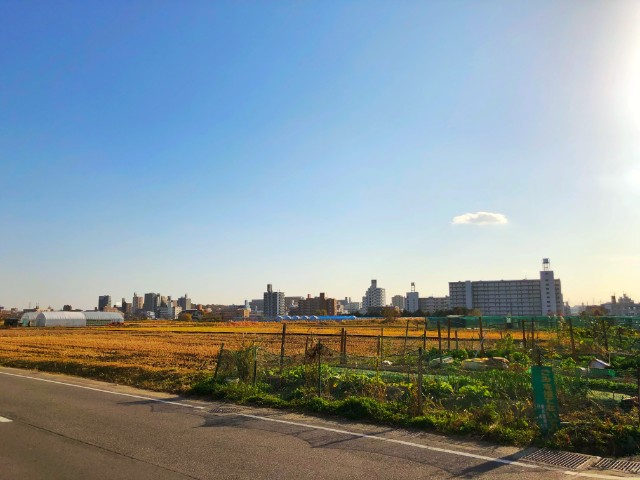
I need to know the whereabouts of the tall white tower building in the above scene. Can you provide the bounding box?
[362,279,386,311]
[406,282,420,313]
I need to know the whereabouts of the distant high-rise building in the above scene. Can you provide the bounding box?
[362,279,386,311]
[449,259,563,316]
[391,295,406,310]
[132,293,143,314]
[263,284,285,319]
[178,294,192,311]
[98,295,112,311]
[143,293,160,313]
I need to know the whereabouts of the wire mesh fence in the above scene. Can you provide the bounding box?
[204,318,640,429]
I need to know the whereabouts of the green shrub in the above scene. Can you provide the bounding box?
[422,378,454,400]
[458,384,492,405]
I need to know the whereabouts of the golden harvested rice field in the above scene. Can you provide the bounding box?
[0,320,555,378]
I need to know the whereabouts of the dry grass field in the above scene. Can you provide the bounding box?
[0,320,555,391]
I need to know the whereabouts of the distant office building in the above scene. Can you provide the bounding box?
[391,295,406,310]
[362,280,386,311]
[178,294,192,311]
[418,296,450,314]
[295,293,338,316]
[449,259,563,316]
[98,295,112,311]
[132,293,143,314]
[263,284,285,319]
[143,293,160,313]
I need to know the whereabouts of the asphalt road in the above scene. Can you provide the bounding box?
[0,367,631,479]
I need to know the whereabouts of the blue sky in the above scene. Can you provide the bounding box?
[1,1,639,309]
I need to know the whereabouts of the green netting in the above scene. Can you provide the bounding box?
[424,316,640,330]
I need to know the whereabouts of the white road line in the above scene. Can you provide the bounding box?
[0,369,628,479]
[0,416,12,422]
[0,371,205,410]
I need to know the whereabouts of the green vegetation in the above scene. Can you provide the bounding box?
[3,319,640,457]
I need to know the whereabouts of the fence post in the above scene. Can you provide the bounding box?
[252,346,258,386]
[617,327,623,349]
[478,317,484,355]
[380,328,384,363]
[340,327,347,365]
[317,341,322,396]
[447,317,451,351]
[376,334,381,376]
[417,347,424,416]
[437,319,442,362]
[213,343,225,381]
[530,319,535,352]
[279,324,287,374]
[568,317,575,357]
[422,318,427,350]
[521,319,527,350]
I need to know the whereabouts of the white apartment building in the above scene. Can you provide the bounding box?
[362,279,386,311]
[406,292,420,313]
[449,259,563,316]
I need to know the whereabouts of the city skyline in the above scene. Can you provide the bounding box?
[5,260,635,312]
[2,2,639,309]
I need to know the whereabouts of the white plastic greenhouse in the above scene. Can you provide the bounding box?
[34,312,87,327]
[20,311,39,327]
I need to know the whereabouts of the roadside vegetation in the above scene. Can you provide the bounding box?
[1,318,639,457]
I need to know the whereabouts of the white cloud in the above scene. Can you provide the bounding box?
[452,211,508,226]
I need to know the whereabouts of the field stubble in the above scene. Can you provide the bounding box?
[0,320,551,390]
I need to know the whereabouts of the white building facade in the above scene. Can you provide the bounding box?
[362,279,386,311]
[406,292,420,313]
[449,260,564,316]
